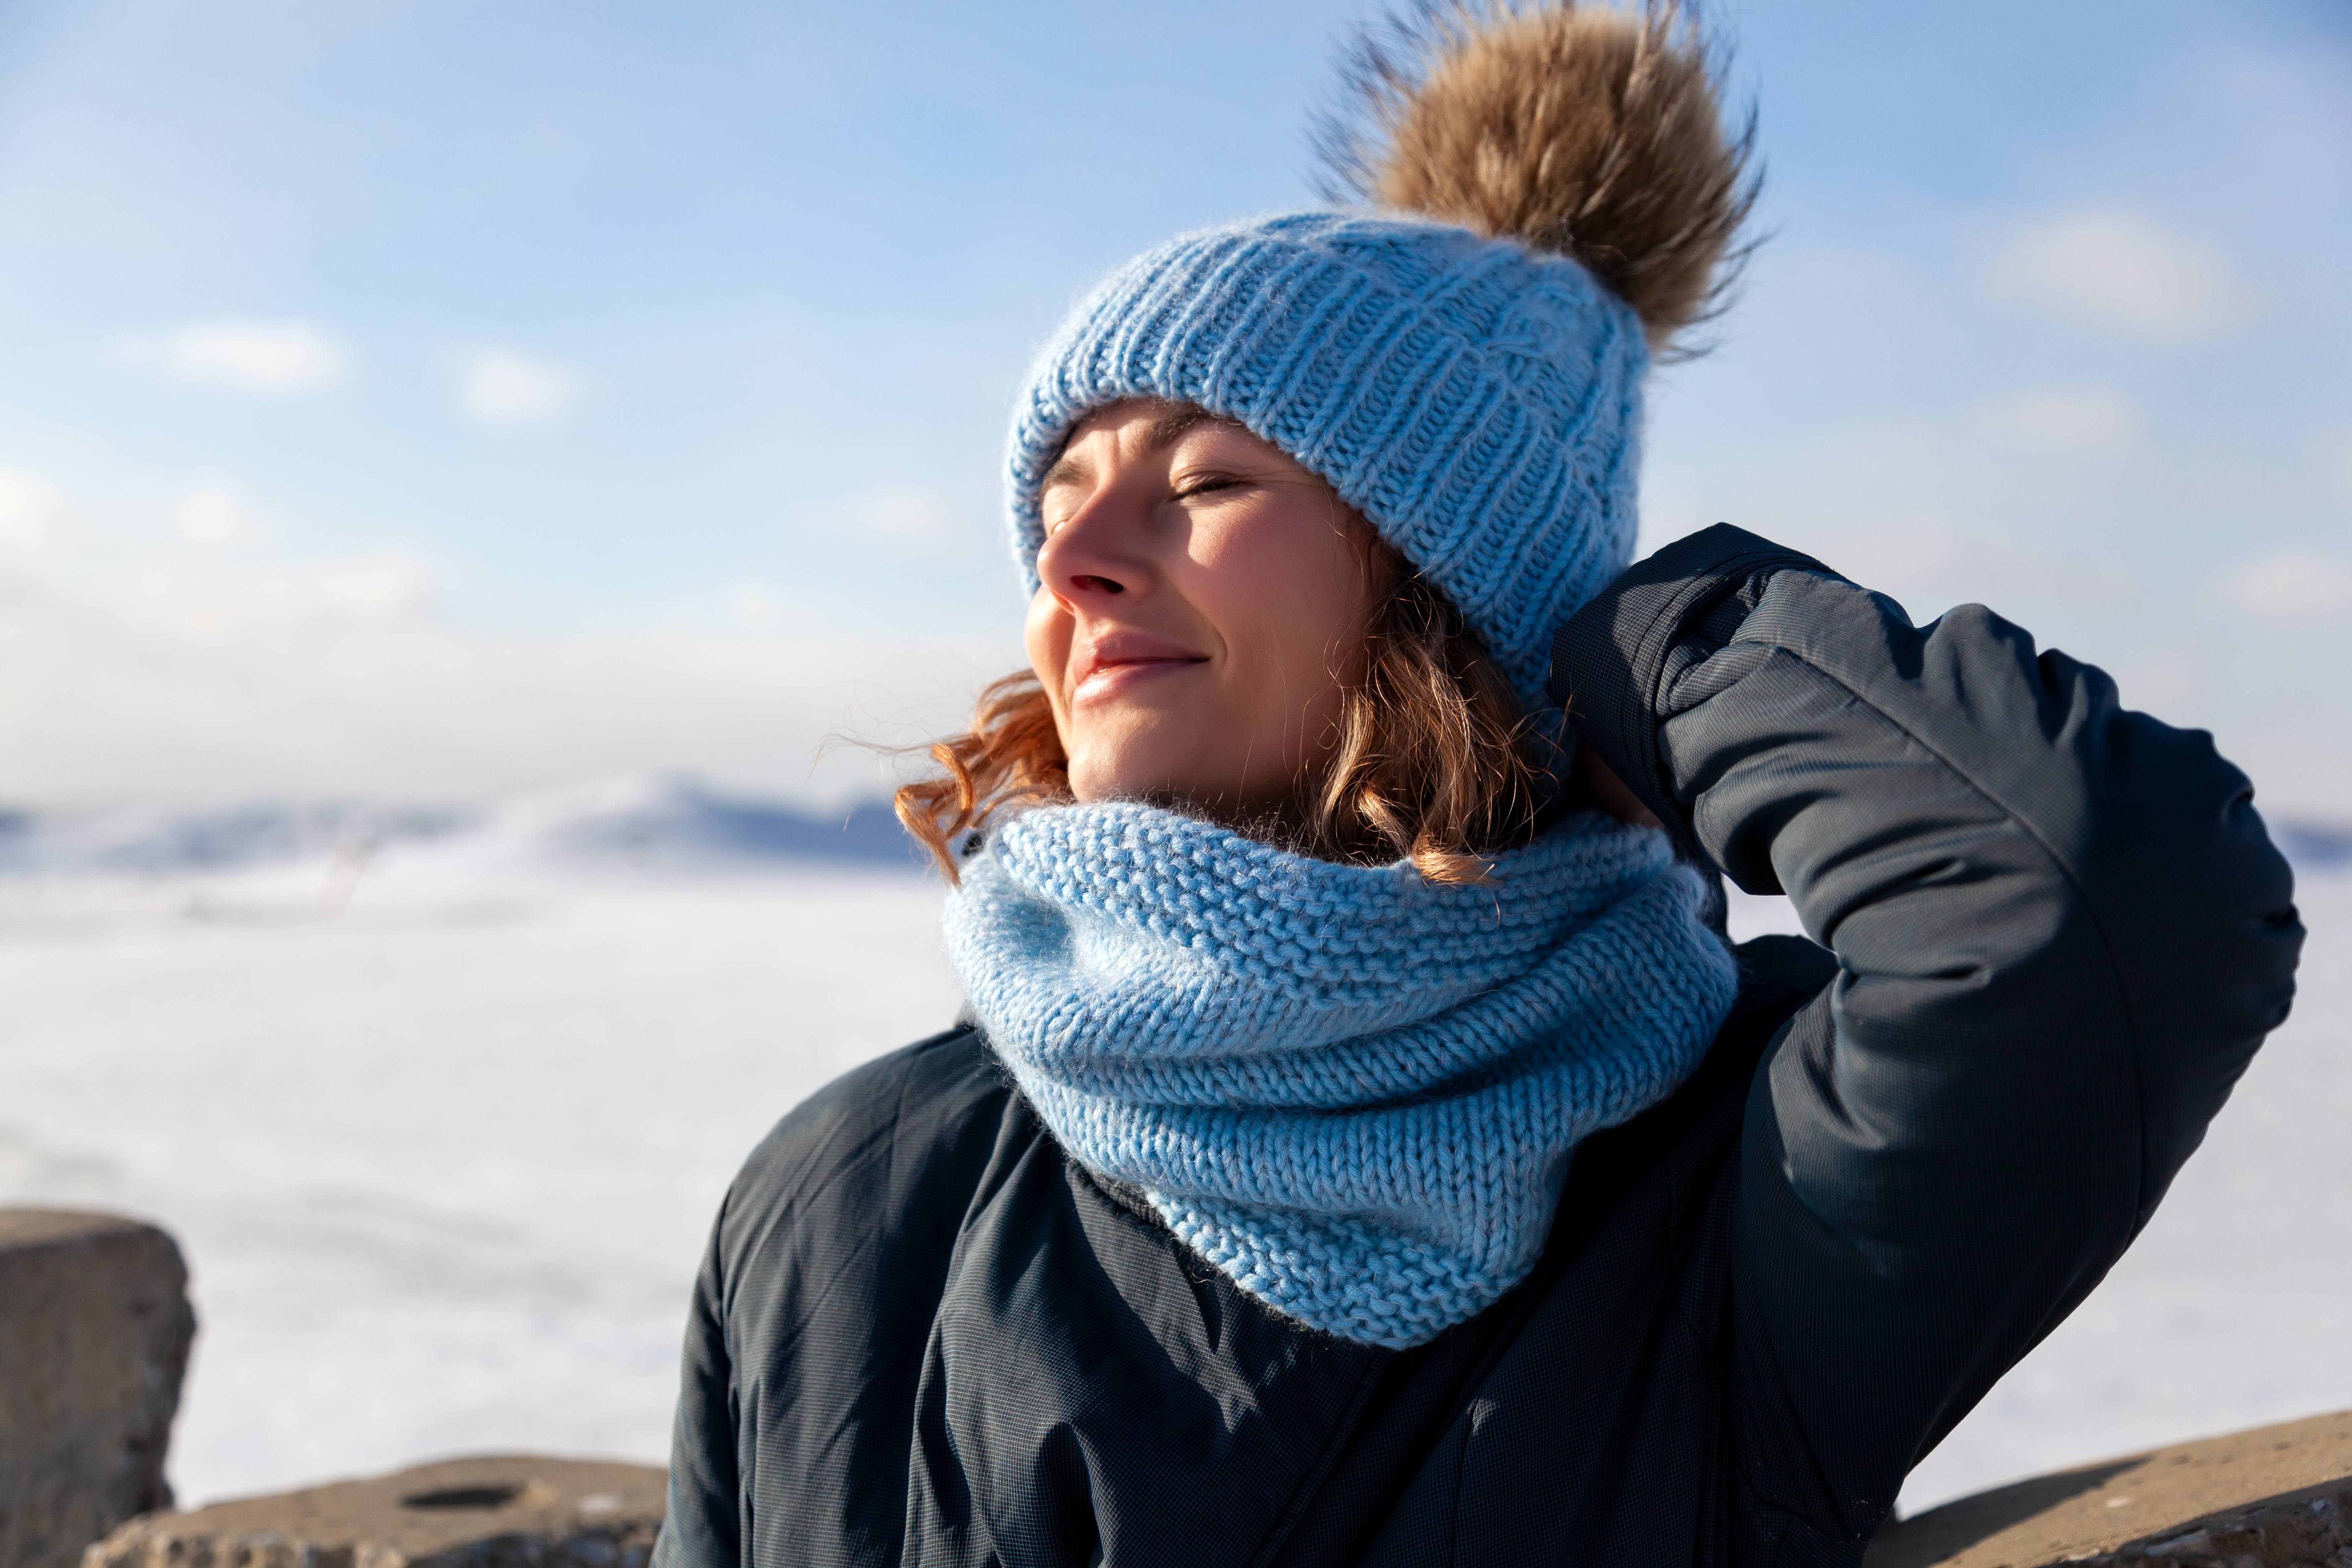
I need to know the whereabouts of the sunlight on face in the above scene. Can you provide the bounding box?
[1026,401,1387,827]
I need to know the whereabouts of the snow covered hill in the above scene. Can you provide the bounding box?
[0,774,922,881]
[0,780,2343,1517]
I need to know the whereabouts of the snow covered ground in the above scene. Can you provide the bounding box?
[0,778,2344,1519]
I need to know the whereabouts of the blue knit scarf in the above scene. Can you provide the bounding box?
[942,801,1740,1350]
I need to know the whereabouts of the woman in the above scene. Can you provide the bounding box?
[654,6,2303,1565]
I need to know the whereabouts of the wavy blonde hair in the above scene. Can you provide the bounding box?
[893,535,1553,886]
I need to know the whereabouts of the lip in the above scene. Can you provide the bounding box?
[1070,632,1208,707]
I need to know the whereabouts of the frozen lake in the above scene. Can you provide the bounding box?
[0,779,2343,1520]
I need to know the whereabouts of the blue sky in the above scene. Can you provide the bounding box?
[0,0,2345,814]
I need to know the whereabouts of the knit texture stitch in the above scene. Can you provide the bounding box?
[944,800,1739,1349]
[1006,210,1650,712]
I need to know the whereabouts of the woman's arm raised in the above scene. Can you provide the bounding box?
[1550,523,2304,1549]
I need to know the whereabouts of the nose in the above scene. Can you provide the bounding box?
[1034,482,1154,606]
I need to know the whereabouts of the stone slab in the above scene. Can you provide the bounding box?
[0,1209,195,1568]
[83,1455,667,1568]
[1866,1408,2352,1567]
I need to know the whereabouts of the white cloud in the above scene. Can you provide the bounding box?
[1985,209,2246,340]
[0,546,1016,802]
[460,349,578,426]
[1974,387,2141,455]
[855,487,960,548]
[125,556,436,640]
[175,483,272,550]
[1815,519,2139,622]
[2223,549,2352,621]
[0,485,1026,803]
[155,321,350,392]
[1648,385,2155,620]
[0,468,67,555]
[725,581,787,628]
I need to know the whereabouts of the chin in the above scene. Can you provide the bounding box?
[1068,769,1200,807]
[1066,735,1208,807]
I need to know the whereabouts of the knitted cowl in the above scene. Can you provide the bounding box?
[944,800,1740,1350]
[1006,209,1648,714]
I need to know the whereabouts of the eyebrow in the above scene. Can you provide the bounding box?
[1040,406,1245,492]
[1144,406,1233,449]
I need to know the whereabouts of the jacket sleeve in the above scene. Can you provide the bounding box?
[650,1198,740,1568]
[1548,524,2304,1558]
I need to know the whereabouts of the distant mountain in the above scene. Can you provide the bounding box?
[0,776,926,877]
[465,775,924,872]
[1,777,2339,880]
[0,801,458,876]
[2274,818,2352,871]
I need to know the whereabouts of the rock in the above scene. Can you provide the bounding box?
[81,1456,667,1568]
[1866,1408,2352,1567]
[0,1209,196,1568]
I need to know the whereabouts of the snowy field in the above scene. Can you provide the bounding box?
[0,777,2344,1520]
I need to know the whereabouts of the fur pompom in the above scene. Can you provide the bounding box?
[1320,1,1758,355]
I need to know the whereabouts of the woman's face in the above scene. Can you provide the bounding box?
[1027,400,1386,823]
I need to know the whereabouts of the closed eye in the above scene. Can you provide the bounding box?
[1173,473,1249,500]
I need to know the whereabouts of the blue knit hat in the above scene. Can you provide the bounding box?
[1002,3,1751,715]
[1008,210,1647,712]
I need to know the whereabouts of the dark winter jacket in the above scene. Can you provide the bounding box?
[652,525,2303,1568]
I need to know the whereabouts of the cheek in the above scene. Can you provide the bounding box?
[1024,591,1076,723]
[1023,590,1066,676]
[1197,518,1372,692]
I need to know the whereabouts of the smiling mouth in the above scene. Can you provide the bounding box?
[1071,655,1206,707]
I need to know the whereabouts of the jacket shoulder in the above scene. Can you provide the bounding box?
[689,1026,1017,1568]
[715,1024,1010,1293]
